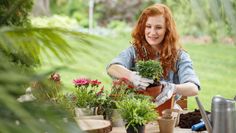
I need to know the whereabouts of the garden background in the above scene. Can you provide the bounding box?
[0,0,236,132]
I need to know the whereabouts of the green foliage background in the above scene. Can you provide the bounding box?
[49,0,236,42]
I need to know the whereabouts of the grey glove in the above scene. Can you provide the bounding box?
[129,72,154,90]
[155,81,176,106]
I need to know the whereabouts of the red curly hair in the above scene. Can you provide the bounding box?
[131,3,182,78]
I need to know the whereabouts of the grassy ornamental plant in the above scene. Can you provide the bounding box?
[116,96,158,131]
[135,60,163,82]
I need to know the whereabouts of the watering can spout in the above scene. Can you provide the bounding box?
[195,96,212,133]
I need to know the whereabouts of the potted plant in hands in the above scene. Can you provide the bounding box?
[135,60,174,115]
[116,96,158,133]
[135,60,163,98]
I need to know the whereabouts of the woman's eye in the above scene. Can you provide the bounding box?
[146,25,151,28]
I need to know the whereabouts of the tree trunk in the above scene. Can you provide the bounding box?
[31,0,50,16]
[89,0,94,33]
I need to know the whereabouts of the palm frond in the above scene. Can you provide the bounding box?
[0,26,106,132]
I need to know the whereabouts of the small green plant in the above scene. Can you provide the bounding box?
[136,60,163,82]
[116,96,158,130]
[101,78,135,119]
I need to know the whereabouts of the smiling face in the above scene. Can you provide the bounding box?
[145,15,166,49]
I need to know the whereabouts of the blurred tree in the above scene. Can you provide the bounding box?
[161,0,236,43]
[48,0,236,43]
[0,0,33,27]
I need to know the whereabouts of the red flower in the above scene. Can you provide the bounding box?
[90,79,101,87]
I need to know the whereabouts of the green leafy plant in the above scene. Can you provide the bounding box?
[100,78,135,119]
[116,96,158,130]
[136,60,163,84]
[73,78,104,108]
[0,26,106,132]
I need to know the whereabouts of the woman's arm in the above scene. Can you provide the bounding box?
[107,64,133,81]
[175,82,198,96]
[175,50,200,96]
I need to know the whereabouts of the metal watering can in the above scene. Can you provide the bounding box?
[195,96,236,133]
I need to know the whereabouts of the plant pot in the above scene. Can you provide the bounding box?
[75,107,96,117]
[111,109,124,127]
[156,97,174,116]
[136,85,162,98]
[126,124,145,133]
[157,117,175,133]
[162,109,180,127]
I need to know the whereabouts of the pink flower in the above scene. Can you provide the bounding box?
[73,78,90,87]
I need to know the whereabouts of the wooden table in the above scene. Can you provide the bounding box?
[76,115,208,133]
[110,122,208,133]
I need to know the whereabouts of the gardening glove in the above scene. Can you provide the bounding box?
[155,81,176,106]
[129,72,154,90]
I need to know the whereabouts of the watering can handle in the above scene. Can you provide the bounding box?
[195,96,212,133]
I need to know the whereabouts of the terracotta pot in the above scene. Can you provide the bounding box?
[156,97,174,116]
[136,85,162,98]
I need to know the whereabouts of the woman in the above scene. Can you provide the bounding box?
[106,3,200,108]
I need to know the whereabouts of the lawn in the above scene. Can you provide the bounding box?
[184,43,236,110]
[40,34,236,111]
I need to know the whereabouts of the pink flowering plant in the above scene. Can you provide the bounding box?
[73,78,105,108]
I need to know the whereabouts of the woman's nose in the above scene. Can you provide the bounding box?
[150,28,157,35]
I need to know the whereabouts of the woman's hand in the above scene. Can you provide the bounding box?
[154,81,176,106]
[129,72,154,90]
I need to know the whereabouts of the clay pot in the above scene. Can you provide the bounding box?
[156,98,174,116]
[136,85,162,98]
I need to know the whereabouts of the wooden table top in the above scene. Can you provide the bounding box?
[75,115,208,133]
[110,122,208,133]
